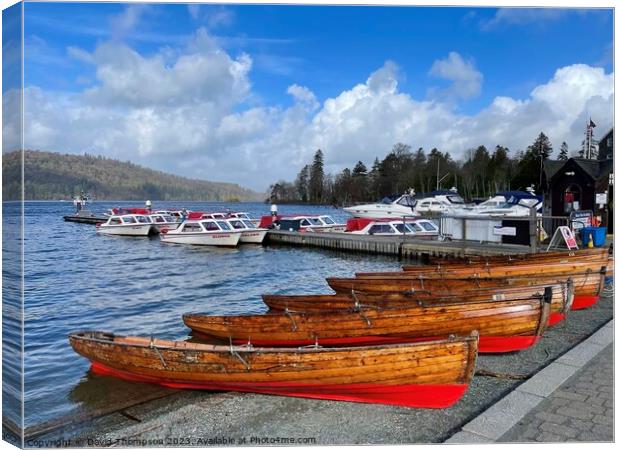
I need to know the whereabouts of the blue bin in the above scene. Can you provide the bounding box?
[580,227,607,247]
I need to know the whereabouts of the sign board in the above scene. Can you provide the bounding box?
[547,226,579,251]
[569,210,593,232]
[596,192,607,207]
[493,226,517,236]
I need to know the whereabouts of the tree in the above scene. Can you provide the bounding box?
[529,132,553,159]
[309,149,325,203]
[488,145,513,192]
[511,132,553,192]
[558,142,569,160]
[368,157,381,199]
[351,161,368,202]
[268,181,297,203]
[333,168,353,204]
[294,165,310,202]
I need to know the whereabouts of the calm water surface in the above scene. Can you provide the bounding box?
[9,201,408,428]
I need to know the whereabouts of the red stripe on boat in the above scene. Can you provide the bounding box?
[547,312,566,327]
[572,295,599,310]
[478,336,540,353]
[90,362,468,408]
[228,335,539,353]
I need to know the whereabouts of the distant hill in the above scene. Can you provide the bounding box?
[2,150,266,201]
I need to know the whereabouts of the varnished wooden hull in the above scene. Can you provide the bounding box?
[426,248,609,266]
[355,261,605,310]
[69,331,478,408]
[183,296,550,353]
[327,276,510,295]
[360,260,606,279]
[328,271,602,311]
[263,283,572,326]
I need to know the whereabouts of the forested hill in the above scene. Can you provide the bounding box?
[2,150,265,201]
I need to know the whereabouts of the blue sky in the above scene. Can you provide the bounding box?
[10,3,616,190]
[24,4,612,112]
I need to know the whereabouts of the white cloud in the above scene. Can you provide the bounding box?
[187,5,201,20]
[67,46,95,65]
[110,5,149,41]
[481,8,568,31]
[187,5,234,29]
[429,52,483,100]
[83,28,252,110]
[19,27,614,191]
[287,84,318,110]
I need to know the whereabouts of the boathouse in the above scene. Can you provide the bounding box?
[542,131,614,233]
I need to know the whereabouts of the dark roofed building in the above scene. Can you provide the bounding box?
[598,128,613,160]
[542,157,613,232]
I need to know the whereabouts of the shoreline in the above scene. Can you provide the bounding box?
[18,289,613,446]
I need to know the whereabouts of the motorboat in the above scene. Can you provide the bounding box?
[413,189,469,215]
[188,211,257,221]
[105,207,151,217]
[148,213,181,233]
[154,209,191,219]
[345,218,439,238]
[226,218,268,244]
[96,214,153,236]
[316,215,347,232]
[467,190,543,217]
[259,214,345,232]
[160,219,242,246]
[343,191,419,219]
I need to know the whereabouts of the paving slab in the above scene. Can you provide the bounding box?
[447,318,613,443]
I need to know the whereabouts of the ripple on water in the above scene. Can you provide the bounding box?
[15,201,407,427]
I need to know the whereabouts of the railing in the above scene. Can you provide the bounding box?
[395,209,575,252]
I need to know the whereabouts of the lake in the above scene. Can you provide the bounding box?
[3,200,408,429]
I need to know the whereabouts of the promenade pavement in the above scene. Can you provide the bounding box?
[499,343,613,442]
[446,319,614,443]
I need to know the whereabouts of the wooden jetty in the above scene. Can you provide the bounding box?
[265,230,532,259]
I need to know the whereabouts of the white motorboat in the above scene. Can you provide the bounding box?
[154,209,191,220]
[345,218,439,238]
[315,215,347,232]
[343,191,419,219]
[468,190,543,217]
[96,214,153,236]
[413,189,469,215]
[160,219,242,246]
[227,218,268,244]
[260,215,344,233]
[148,213,181,233]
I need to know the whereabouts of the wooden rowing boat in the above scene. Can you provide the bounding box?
[183,294,550,353]
[426,248,609,266]
[327,276,511,295]
[328,269,604,311]
[360,260,605,279]
[263,283,573,326]
[356,261,605,310]
[69,331,478,408]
